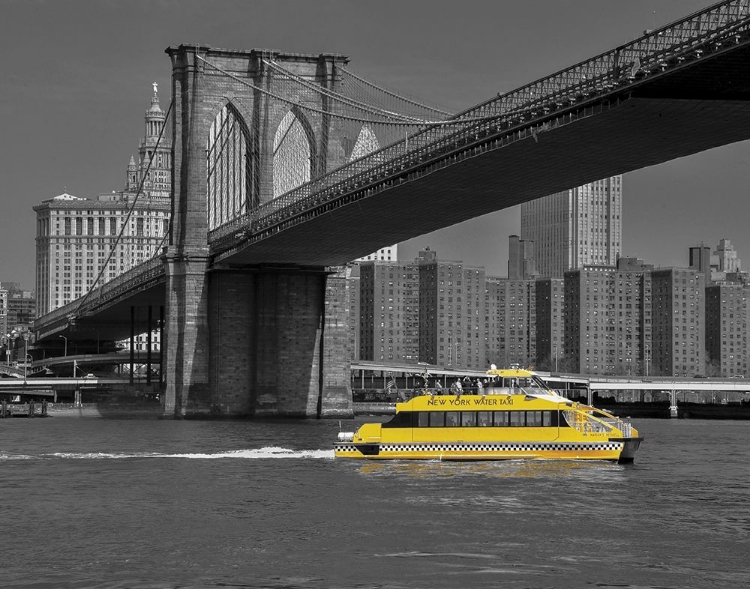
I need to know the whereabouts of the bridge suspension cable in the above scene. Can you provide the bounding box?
[263,60,434,123]
[74,99,173,313]
[202,1,750,239]
[197,51,510,231]
[337,65,454,118]
[196,54,497,126]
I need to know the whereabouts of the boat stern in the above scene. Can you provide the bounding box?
[334,424,382,459]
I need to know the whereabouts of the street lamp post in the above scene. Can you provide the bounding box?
[24,353,32,383]
[4,333,12,365]
[7,331,17,365]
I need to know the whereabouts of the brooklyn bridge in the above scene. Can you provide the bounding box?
[32,0,750,417]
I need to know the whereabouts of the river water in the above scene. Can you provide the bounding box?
[2,416,749,589]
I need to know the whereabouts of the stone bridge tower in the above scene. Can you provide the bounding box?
[163,44,352,418]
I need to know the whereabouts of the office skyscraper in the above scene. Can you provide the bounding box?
[34,87,171,316]
[521,176,623,278]
[508,235,536,279]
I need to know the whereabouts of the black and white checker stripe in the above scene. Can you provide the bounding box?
[335,441,624,454]
[381,442,623,453]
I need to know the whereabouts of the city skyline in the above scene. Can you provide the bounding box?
[3,0,750,290]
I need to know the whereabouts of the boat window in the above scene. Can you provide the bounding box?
[542,411,553,426]
[461,412,477,427]
[493,411,509,426]
[527,411,542,426]
[445,412,459,427]
[417,412,429,427]
[429,411,444,427]
[509,412,525,427]
[477,411,492,426]
[383,411,414,428]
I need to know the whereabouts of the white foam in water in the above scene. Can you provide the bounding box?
[28,447,335,460]
[164,447,335,460]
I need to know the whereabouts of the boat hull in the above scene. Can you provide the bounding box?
[334,438,642,463]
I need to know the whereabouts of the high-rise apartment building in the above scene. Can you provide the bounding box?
[705,283,749,377]
[346,264,361,361]
[521,176,622,278]
[485,277,503,366]
[358,260,419,363]
[463,263,486,369]
[355,244,398,263]
[417,249,485,369]
[34,87,171,316]
[564,259,652,375]
[535,277,564,371]
[651,268,705,377]
[494,279,536,368]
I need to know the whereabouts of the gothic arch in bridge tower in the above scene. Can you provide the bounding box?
[348,123,381,162]
[272,107,315,198]
[206,101,257,231]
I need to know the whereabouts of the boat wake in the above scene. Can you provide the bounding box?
[1,447,335,460]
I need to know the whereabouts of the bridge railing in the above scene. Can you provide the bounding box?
[75,258,164,315]
[34,258,165,331]
[208,0,750,251]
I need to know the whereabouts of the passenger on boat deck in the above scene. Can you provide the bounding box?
[434,380,443,394]
[476,378,484,395]
[451,379,462,398]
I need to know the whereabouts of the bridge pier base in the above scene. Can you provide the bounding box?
[209,267,351,418]
[162,250,212,418]
[163,264,352,418]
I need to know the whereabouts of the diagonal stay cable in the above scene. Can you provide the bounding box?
[338,65,453,117]
[197,54,499,126]
[264,59,431,123]
[73,99,173,313]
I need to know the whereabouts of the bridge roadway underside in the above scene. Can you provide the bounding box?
[54,287,166,344]
[219,96,750,267]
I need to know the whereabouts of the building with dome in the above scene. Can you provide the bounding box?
[34,86,172,317]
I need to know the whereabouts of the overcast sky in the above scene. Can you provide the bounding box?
[2,0,747,290]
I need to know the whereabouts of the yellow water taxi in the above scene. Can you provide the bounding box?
[335,368,642,463]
